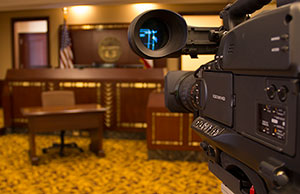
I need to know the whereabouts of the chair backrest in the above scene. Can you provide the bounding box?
[41,90,75,107]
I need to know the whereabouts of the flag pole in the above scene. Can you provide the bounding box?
[63,7,68,21]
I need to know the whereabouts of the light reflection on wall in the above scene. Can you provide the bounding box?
[66,4,160,26]
[69,6,94,23]
[133,3,158,14]
[181,15,222,71]
[71,6,91,14]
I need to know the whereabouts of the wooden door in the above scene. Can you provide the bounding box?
[19,33,48,68]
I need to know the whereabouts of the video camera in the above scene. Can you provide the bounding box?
[128,0,300,193]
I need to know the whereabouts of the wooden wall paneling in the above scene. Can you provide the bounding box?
[147,92,202,151]
[70,30,94,65]
[73,87,99,104]
[151,112,184,147]
[118,87,147,122]
[59,81,101,104]
[9,81,46,127]
[116,82,162,132]
[3,69,164,132]
[45,81,60,91]
[4,68,164,81]
[69,25,141,67]
[2,81,12,129]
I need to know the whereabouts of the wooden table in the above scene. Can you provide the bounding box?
[21,104,106,165]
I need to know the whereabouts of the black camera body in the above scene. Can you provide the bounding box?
[128,0,300,193]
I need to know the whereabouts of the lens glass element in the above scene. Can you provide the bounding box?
[139,18,169,51]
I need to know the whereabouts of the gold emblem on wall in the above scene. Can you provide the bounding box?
[98,37,122,63]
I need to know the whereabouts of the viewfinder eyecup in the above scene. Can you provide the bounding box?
[128,9,188,59]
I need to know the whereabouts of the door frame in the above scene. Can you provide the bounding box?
[11,17,50,69]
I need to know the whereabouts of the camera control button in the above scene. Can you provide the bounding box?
[198,123,204,129]
[205,125,213,133]
[280,34,289,40]
[202,123,209,131]
[281,46,289,52]
[277,86,288,102]
[265,85,276,100]
[192,117,225,137]
[209,128,216,135]
[211,129,220,136]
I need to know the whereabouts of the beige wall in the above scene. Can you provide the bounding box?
[181,15,222,71]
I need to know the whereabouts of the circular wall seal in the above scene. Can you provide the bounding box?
[98,37,122,63]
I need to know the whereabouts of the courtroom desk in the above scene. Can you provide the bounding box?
[146,92,202,152]
[3,68,164,133]
[22,104,106,165]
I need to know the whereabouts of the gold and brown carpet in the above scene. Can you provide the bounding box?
[0,134,222,194]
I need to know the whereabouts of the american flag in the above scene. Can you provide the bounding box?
[140,58,153,68]
[59,19,74,68]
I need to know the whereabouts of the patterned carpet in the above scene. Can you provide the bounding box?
[0,133,222,194]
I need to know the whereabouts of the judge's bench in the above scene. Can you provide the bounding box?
[2,68,164,133]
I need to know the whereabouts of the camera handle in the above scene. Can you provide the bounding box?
[220,0,272,30]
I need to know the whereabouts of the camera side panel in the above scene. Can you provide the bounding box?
[234,75,297,157]
[201,71,234,127]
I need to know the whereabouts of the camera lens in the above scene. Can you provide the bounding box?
[139,18,169,51]
[165,71,198,113]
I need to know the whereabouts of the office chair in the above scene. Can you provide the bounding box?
[41,90,83,156]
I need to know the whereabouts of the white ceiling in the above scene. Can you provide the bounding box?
[0,0,232,12]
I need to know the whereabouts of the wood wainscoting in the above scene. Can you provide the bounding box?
[147,92,202,151]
